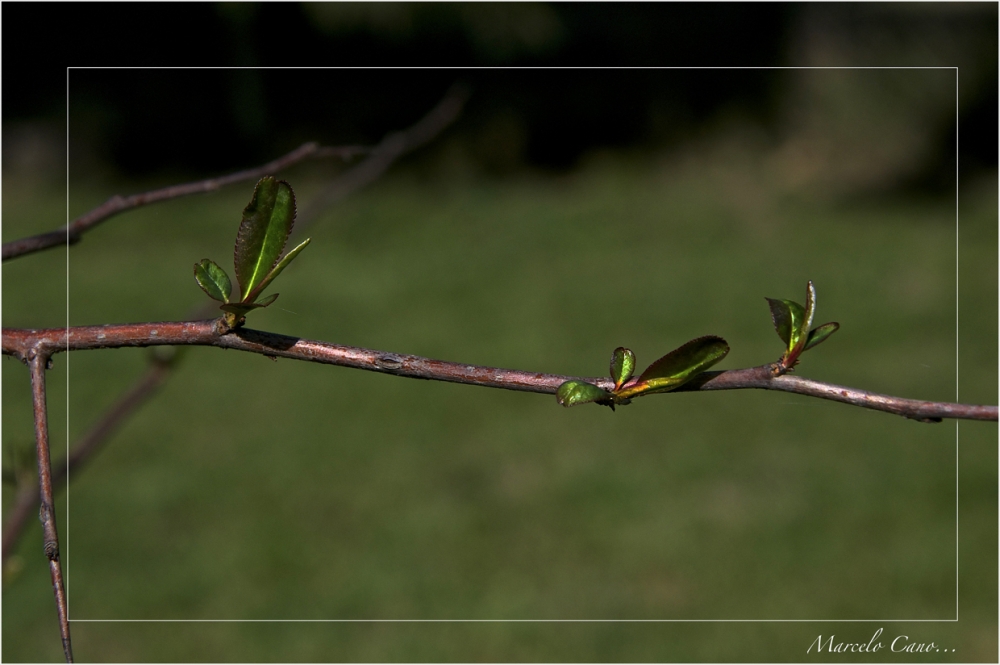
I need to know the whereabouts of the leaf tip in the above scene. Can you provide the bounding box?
[804,281,817,331]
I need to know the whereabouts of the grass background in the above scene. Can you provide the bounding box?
[3,68,997,661]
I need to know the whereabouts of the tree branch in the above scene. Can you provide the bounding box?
[26,351,74,663]
[3,321,996,423]
[2,142,369,261]
[3,82,469,262]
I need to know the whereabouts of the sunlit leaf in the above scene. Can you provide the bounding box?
[804,321,839,351]
[615,336,729,399]
[234,177,296,301]
[784,299,806,352]
[637,336,729,383]
[194,259,232,303]
[610,347,636,391]
[243,238,311,304]
[556,380,613,407]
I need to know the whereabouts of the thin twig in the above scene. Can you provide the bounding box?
[27,351,74,663]
[3,82,469,261]
[2,355,174,568]
[297,82,470,228]
[2,143,369,261]
[3,321,996,423]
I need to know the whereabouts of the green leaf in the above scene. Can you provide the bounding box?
[616,336,729,399]
[220,293,278,316]
[784,299,806,352]
[637,336,729,384]
[556,381,613,407]
[243,238,311,304]
[194,259,232,303]
[234,177,296,301]
[610,347,636,391]
[804,321,839,351]
[766,298,793,346]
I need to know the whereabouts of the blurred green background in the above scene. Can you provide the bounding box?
[3,4,997,663]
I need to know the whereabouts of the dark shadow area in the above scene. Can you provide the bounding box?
[4,3,996,191]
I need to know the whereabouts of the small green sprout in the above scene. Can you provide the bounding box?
[194,176,310,328]
[765,280,839,373]
[557,336,730,410]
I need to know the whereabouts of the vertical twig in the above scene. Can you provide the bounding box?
[28,351,74,663]
[3,354,174,567]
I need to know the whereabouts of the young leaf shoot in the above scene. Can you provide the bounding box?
[558,336,729,410]
[193,176,310,327]
[765,280,839,372]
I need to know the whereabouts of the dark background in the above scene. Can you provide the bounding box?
[3,2,997,188]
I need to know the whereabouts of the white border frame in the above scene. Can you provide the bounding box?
[62,65,962,626]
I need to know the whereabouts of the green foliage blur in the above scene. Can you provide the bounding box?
[3,64,997,662]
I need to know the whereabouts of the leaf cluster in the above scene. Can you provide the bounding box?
[557,336,730,410]
[194,177,310,326]
[556,281,840,411]
[765,280,839,372]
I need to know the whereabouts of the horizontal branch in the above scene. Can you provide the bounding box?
[3,321,996,422]
[2,142,369,261]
